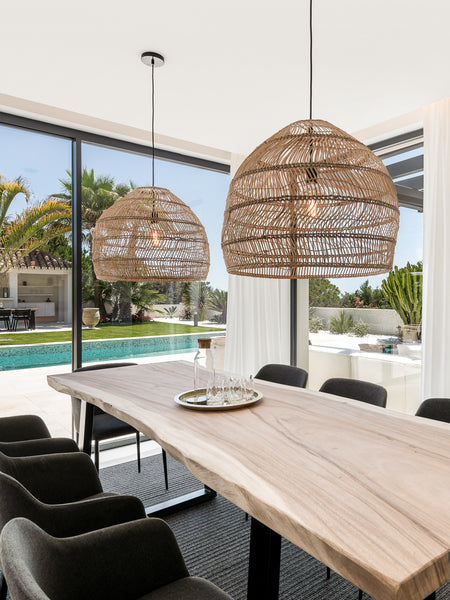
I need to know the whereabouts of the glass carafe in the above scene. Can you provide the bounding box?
[194,338,215,392]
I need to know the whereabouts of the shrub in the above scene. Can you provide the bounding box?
[330,311,354,334]
[351,320,370,337]
[309,317,324,333]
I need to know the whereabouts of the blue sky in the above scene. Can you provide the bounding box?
[0,124,423,294]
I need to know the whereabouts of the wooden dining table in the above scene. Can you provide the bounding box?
[47,360,450,600]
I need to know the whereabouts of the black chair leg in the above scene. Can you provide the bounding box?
[136,431,141,473]
[358,590,363,600]
[424,594,436,600]
[0,573,8,600]
[94,439,100,472]
[162,448,168,490]
[326,567,331,580]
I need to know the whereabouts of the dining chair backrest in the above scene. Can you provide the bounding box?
[255,363,308,388]
[0,309,11,316]
[13,309,31,319]
[319,378,387,408]
[0,415,50,442]
[415,398,450,423]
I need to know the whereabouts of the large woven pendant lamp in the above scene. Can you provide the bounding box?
[92,52,210,282]
[221,1,399,280]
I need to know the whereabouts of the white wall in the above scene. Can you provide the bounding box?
[311,307,403,336]
[309,347,422,414]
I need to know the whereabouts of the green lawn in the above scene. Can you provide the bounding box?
[0,322,223,346]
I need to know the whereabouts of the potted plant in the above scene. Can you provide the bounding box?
[381,262,422,342]
[82,307,100,329]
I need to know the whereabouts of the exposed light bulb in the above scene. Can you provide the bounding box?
[305,165,318,218]
[152,230,160,247]
[306,198,318,218]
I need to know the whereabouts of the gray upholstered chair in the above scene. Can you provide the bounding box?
[319,378,387,408]
[0,471,145,538]
[0,471,146,599]
[0,517,234,600]
[415,398,450,423]
[0,414,79,456]
[0,453,146,600]
[0,450,110,504]
[255,363,308,388]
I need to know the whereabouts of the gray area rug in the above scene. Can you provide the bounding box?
[100,453,450,600]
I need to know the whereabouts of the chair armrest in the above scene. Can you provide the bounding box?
[5,452,103,503]
[0,437,79,457]
[42,494,146,537]
[0,415,50,441]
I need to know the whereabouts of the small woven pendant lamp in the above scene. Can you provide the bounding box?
[92,52,209,282]
[221,2,399,280]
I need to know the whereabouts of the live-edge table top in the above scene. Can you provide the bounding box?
[48,360,450,600]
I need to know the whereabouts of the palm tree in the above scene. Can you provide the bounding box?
[0,176,71,276]
[207,288,228,324]
[52,168,131,317]
[111,282,163,322]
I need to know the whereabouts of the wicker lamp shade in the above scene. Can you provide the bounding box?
[222,119,399,279]
[92,186,210,282]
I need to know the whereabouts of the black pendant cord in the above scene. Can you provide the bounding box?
[151,59,155,188]
[309,0,313,120]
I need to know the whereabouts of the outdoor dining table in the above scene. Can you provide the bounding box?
[47,360,450,600]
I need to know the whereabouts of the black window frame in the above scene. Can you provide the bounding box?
[0,111,230,370]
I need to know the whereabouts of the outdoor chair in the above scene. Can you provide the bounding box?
[255,363,308,389]
[72,362,168,487]
[415,398,450,423]
[0,309,11,331]
[11,309,31,331]
[319,377,387,594]
[0,517,234,600]
[0,471,145,600]
[0,414,78,457]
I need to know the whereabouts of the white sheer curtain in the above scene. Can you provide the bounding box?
[223,153,291,377]
[422,98,450,398]
[224,275,290,377]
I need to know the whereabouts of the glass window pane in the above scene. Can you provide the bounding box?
[79,143,228,376]
[0,124,72,435]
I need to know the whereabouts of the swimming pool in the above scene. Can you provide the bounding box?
[0,332,224,371]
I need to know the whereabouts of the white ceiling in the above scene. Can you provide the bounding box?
[1,0,449,156]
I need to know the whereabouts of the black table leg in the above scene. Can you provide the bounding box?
[145,486,217,517]
[247,518,281,600]
[29,311,36,330]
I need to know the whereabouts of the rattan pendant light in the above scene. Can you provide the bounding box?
[92,52,210,282]
[221,1,399,279]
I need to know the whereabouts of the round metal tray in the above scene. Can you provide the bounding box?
[174,388,262,411]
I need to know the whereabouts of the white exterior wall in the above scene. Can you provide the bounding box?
[311,307,403,336]
[309,346,422,414]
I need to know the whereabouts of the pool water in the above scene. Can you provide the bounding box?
[0,333,223,371]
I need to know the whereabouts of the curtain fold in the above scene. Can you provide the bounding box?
[422,98,450,398]
[224,275,290,377]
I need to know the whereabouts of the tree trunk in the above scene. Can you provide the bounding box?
[89,230,107,319]
[119,299,132,322]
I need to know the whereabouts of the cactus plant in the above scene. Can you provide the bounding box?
[381,262,422,325]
